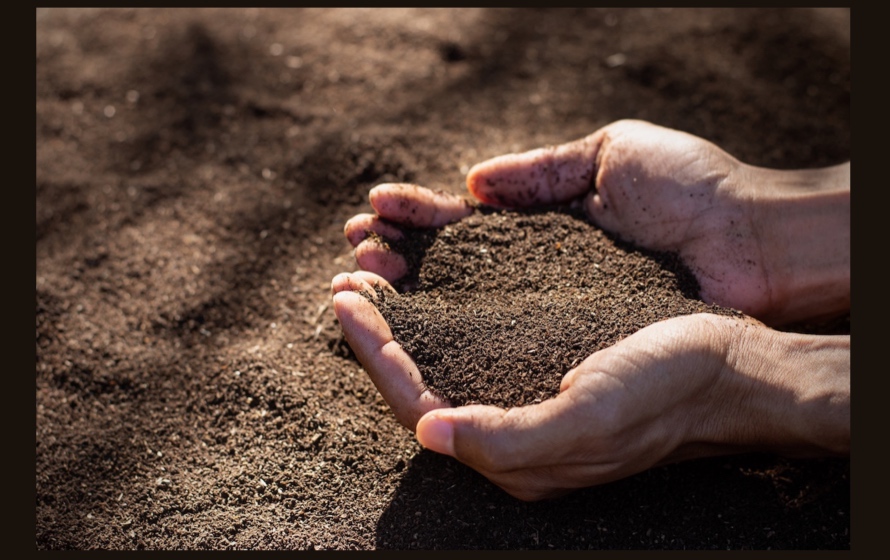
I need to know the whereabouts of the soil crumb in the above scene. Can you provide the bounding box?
[372,206,743,408]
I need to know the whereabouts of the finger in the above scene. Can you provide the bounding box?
[350,270,398,295]
[353,237,410,283]
[416,393,644,500]
[331,272,370,296]
[332,290,449,429]
[344,213,404,247]
[466,130,605,207]
[369,183,474,227]
[330,271,396,297]
[415,393,581,473]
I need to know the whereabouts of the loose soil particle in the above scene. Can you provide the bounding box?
[374,206,742,408]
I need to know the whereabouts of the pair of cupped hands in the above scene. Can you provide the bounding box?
[331,120,851,501]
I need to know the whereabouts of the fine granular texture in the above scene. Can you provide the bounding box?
[373,206,743,408]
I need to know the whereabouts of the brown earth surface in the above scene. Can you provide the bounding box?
[36,8,850,550]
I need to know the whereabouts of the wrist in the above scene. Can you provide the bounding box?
[740,163,850,325]
[709,319,850,457]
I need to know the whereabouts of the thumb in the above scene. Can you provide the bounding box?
[466,129,605,207]
[415,396,577,472]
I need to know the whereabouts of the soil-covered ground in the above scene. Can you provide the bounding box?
[36,8,850,549]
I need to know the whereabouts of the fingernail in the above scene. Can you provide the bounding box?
[416,415,454,456]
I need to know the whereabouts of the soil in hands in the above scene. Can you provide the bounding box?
[371,205,743,408]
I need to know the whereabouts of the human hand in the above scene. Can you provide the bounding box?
[329,286,849,501]
[345,119,850,325]
[330,280,736,499]
[332,119,850,500]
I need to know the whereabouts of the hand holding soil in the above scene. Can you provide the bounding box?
[333,119,850,501]
[350,120,850,326]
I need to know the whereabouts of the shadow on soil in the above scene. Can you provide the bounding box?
[375,450,850,550]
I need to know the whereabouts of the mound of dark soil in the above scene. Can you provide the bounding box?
[374,206,741,407]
